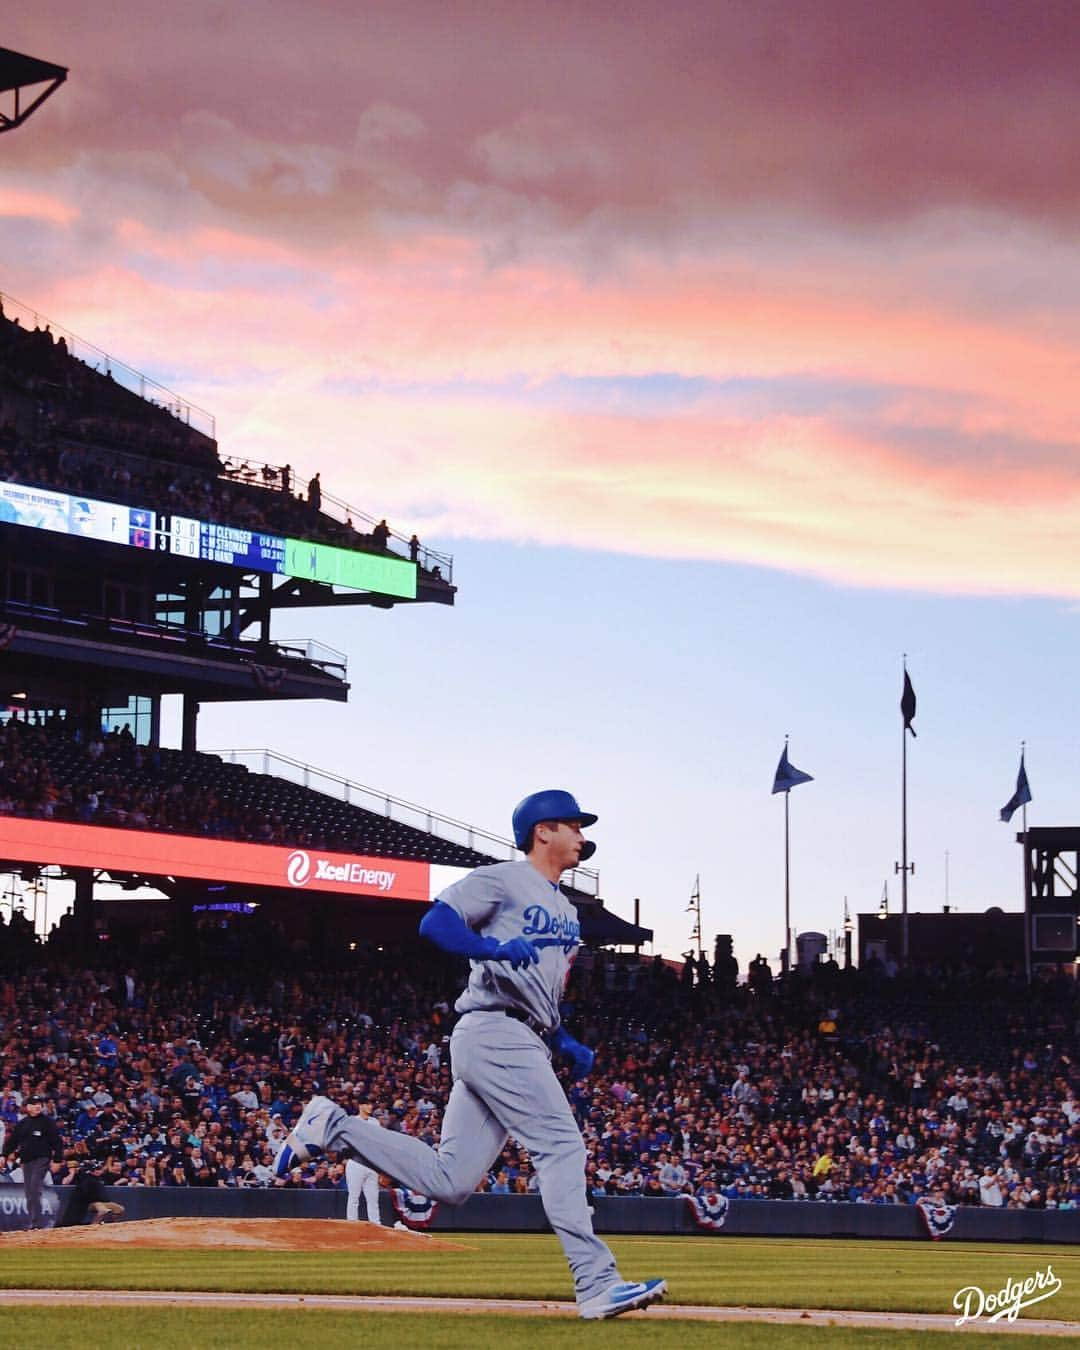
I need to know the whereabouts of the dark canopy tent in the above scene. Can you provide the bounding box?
[574,901,653,947]
[0,46,67,133]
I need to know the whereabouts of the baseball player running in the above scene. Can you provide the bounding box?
[275,789,666,1320]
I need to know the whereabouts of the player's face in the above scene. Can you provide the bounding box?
[544,819,586,870]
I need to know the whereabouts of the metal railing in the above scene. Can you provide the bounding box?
[273,639,348,676]
[217,453,454,583]
[0,291,216,439]
[209,748,600,896]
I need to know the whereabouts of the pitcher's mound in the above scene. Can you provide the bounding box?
[0,1218,464,1252]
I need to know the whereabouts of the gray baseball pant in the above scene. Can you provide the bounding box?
[22,1157,49,1229]
[325,1011,618,1305]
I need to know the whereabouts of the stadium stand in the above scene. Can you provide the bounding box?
[0,934,1075,1210]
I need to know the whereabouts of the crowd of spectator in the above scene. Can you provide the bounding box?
[0,921,1075,1213]
[0,306,441,576]
[0,306,215,469]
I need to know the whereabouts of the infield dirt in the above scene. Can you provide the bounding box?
[0,1217,463,1252]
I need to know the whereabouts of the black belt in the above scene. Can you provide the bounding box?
[504,1007,548,1036]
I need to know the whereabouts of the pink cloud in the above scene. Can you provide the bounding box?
[7,2,1080,229]
[7,1,1080,275]
[9,213,1076,602]
[302,396,1080,598]
[0,187,78,226]
[2,3,1079,600]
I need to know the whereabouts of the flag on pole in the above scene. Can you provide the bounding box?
[772,745,814,794]
[901,670,917,737]
[999,752,1032,823]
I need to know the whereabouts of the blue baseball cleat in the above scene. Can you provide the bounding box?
[271,1095,337,1178]
[578,1278,667,1320]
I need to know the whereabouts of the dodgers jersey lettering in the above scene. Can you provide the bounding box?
[438,859,581,1031]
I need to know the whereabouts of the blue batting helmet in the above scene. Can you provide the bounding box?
[512,789,598,859]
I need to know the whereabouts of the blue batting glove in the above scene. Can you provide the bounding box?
[552,1026,595,1079]
[569,1043,595,1079]
[492,937,541,970]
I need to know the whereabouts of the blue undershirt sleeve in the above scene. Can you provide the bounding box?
[419,900,499,961]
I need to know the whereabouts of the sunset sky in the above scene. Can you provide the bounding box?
[3,2,1079,968]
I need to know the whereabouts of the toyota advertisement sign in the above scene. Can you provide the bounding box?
[0,817,430,901]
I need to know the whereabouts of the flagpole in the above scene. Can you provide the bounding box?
[784,786,791,974]
[901,701,908,963]
[1021,740,1027,837]
[772,735,811,975]
[895,657,915,965]
[1021,740,1030,985]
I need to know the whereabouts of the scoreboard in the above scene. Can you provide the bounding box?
[0,479,417,600]
[168,516,287,574]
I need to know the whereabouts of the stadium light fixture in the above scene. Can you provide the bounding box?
[0,47,68,134]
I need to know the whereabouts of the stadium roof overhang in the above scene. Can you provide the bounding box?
[95,881,652,951]
[0,620,349,703]
[0,47,67,133]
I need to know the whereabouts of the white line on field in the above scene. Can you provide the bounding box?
[0,1290,1076,1334]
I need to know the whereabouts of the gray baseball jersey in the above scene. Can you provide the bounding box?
[437,860,580,1031]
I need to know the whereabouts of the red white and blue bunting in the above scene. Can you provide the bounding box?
[685,1191,730,1231]
[251,663,286,692]
[916,1196,958,1241]
[391,1187,439,1229]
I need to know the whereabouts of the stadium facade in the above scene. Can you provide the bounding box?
[0,297,648,953]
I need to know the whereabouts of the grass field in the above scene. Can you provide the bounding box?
[1,1234,1075,1316]
[0,1308,1071,1350]
[0,1234,1075,1347]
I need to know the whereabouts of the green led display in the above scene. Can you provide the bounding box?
[283,537,417,599]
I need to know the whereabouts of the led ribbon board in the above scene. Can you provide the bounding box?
[0,480,155,547]
[169,514,417,596]
[169,516,285,573]
[169,515,417,596]
[0,479,419,598]
[0,817,430,900]
[282,537,416,599]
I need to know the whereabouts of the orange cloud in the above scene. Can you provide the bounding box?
[0,188,78,226]
[210,381,1078,599]
[12,210,1077,605]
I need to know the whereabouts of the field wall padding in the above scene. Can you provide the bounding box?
[2,1183,1077,1242]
